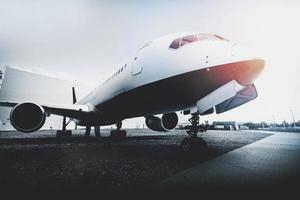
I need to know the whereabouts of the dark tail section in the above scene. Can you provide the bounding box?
[72,87,77,104]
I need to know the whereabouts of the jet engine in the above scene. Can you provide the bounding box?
[10,102,46,133]
[145,112,178,132]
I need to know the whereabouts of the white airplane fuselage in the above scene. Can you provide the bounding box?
[75,32,264,126]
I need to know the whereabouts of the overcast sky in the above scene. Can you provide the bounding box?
[0,0,299,127]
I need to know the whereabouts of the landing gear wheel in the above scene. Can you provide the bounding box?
[110,130,127,141]
[181,113,209,154]
[110,121,126,141]
[180,137,208,153]
[56,130,72,138]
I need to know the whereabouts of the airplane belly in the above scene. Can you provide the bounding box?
[96,59,264,125]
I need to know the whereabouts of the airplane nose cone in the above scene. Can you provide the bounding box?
[229,44,265,86]
[233,59,265,86]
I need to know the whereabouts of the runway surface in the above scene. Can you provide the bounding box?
[160,131,300,196]
[1,129,298,196]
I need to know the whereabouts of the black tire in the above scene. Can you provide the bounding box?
[56,130,72,138]
[110,130,127,140]
[56,130,62,138]
[66,130,72,137]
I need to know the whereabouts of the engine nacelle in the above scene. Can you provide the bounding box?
[10,102,46,133]
[145,112,178,132]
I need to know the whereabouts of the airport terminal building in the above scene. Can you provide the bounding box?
[212,121,239,130]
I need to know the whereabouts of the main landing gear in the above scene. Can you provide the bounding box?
[56,117,101,138]
[180,113,208,153]
[85,126,101,138]
[56,116,72,138]
[110,121,127,140]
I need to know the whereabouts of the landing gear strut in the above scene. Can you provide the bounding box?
[56,116,72,138]
[180,113,208,153]
[94,126,101,138]
[85,126,101,138]
[110,121,127,140]
[187,113,200,138]
[85,126,91,137]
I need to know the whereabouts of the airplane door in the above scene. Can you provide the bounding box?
[131,57,143,76]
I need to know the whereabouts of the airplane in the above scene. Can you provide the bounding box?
[0,32,264,153]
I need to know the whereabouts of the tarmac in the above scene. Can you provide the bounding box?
[0,129,299,197]
[159,131,300,196]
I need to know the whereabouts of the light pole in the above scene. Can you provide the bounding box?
[272,114,276,127]
[291,109,296,128]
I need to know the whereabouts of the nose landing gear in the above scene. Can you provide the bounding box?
[180,113,208,153]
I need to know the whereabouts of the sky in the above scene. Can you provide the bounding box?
[0,0,299,127]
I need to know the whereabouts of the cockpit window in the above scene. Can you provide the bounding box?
[197,33,225,41]
[169,33,226,49]
[137,41,152,53]
[180,35,198,47]
[169,38,181,49]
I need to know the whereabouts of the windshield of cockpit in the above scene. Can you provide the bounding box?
[169,33,226,49]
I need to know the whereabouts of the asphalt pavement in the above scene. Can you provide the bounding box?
[0,129,278,197]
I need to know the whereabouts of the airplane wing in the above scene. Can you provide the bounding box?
[0,101,17,108]
[0,101,96,120]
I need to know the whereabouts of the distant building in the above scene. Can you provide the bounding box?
[238,124,249,130]
[0,65,91,131]
[177,123,190,129]
[212,121,239,131]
